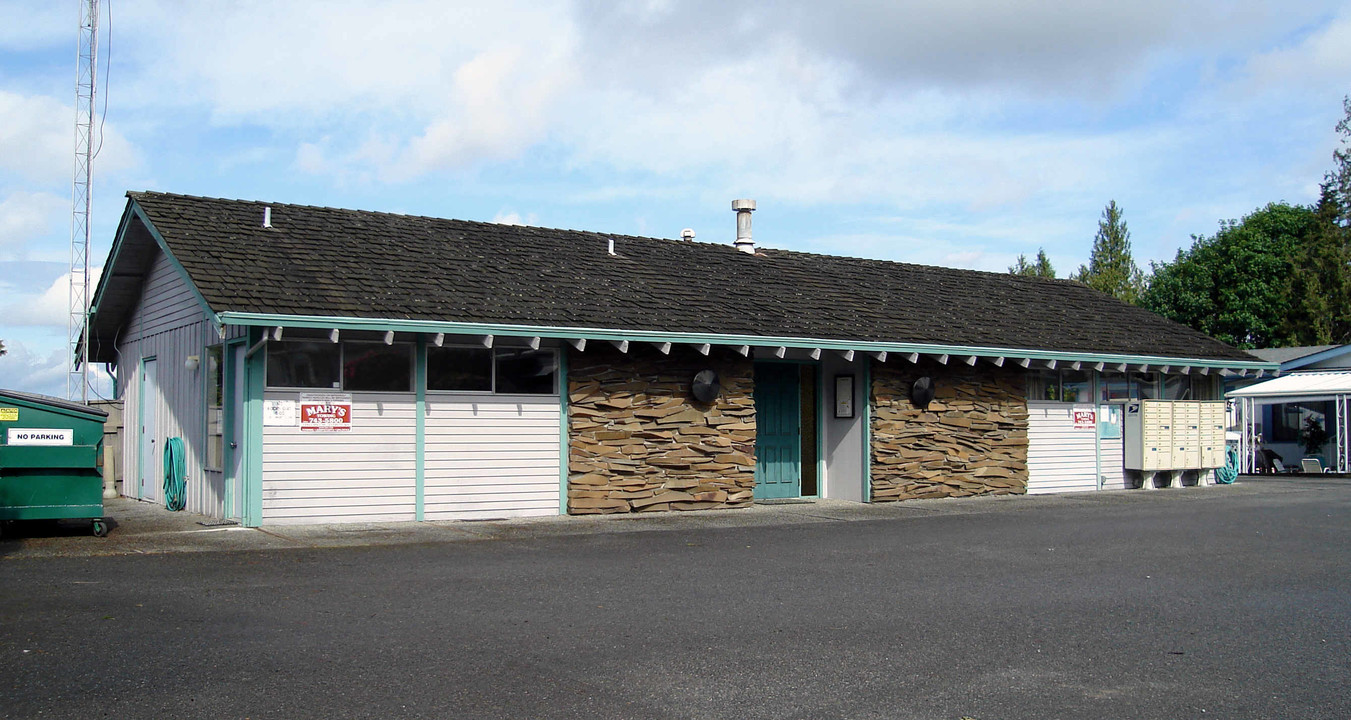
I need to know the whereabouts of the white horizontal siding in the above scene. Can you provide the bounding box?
[423,394,560,521]
[1027,402,1098,494]
[1099,435,1125,490]
[262,392,416,524]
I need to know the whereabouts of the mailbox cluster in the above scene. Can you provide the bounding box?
[1123,400,1226,472]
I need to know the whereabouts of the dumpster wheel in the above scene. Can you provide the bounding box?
[92,519,108,538]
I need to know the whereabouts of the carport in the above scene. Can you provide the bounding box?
[1227,370,1350,473]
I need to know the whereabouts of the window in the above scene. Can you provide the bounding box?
[494,349,557,394]
[427,346,492,391]
[267,341,340,389]
[1100,373,1131,401]
[1029,369,1091,402]
[343,342,413,391]
[1060,370,1091,402]
[1162,374,1190,400]
[1133,373,1160,399]
[206,345,224,471]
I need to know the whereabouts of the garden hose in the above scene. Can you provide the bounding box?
[163,436,187,511]
[1214,445,1239,485]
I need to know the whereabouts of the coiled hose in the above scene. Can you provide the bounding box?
[163,436,187,511]
[1214,445,1239,485]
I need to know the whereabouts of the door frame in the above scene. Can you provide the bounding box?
[138,356,158,501]
[223,338,247,520]
[752,359,825,500]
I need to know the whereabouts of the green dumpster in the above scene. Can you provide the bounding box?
[0,389,110,537]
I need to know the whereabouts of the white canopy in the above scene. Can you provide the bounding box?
[1227,370,1351,404]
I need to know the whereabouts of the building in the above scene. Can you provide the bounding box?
[1228,345,1351,472]
[86,192,1273,526]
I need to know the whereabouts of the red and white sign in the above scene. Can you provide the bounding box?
[1072,406,1097,430]
[299,393,352,432]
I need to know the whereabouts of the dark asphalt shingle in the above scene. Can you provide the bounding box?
[125,191,1257,362]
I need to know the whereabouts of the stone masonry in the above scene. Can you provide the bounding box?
[567,346,756,514]
[871,361,1029,501]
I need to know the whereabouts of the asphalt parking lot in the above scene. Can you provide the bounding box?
[2,475,1348,719]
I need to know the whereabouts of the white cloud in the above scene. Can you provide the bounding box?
[0,340,69,397]
[0,90,139,185]
[0,191,68,255]
[0,338,114,400]
[492,210,539,226]
[1240,11,1351,93]
[0,1,69,50]
[0,267,102,328]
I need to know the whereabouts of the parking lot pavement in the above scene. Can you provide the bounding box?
[2,474,1341,560]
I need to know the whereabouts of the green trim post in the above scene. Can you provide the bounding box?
[243,327,265,527]
[558,345,570,515]
[415,338,427,521]
[862,358,872,503]
[815,361,826,499]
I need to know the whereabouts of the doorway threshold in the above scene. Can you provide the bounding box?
[754,498,816,505]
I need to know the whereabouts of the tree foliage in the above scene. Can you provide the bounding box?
[1072,200,1143,303]
[1008,248,1055,278]
[1140,203,1318,348]
[1140,97,1351,348]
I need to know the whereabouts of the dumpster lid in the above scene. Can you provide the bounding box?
[0,389,109,419]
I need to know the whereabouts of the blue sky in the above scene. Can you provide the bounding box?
[2,0,1350,398]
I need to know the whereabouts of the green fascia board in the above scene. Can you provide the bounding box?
[91,198,222,336]
[216,310,1278,372]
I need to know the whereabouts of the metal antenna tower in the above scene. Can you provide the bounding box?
[69,0,98,402]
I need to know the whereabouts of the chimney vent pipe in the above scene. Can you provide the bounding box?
[732,199,755,253]
[681,228,695,242]
[262,206,272,228]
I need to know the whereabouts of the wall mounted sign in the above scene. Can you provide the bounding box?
[7,428,73,446]
[299,393,353,432]
[0,408,18,422]
[263,399,297,426]
[834,374,855,418]
[1072,406,1097,430]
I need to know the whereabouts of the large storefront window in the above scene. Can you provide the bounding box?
[427,347,493,391]
[1028,369,1092,402]
[267,341,341,389]
[343,342,413,391]
[494,349,557,394]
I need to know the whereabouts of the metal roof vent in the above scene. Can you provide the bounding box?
[732,199,755,253]
[681,228,695,242]
[262,206,272,228]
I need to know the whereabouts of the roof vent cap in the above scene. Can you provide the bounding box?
[681,228,695,242]
[732,199,755,254]
[262,206,272,229]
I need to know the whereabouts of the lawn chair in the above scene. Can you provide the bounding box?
[1300,458,1327,474]
[1272,457,1289,474]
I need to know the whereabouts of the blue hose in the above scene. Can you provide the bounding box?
[1214,445,1239,485]
[163,437,187,511]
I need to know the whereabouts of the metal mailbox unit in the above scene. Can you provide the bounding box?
[0,389,110,537]
[1123,399,1226,488]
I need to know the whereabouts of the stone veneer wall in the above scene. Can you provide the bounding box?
[567,346,756,514]
[871,362,1029,501]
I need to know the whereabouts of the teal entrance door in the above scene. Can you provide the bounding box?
[754,363,801,499]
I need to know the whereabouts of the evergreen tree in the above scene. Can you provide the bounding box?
[1283,98,1351,343]
[1008,248,1055,278]
[1072,200,1144,303]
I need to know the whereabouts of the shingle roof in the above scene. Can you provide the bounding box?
[1248,345,1339,364]
[120,191,1257,362]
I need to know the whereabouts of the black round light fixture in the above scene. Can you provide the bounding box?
[691,369,721,403]
[911,376,935,408]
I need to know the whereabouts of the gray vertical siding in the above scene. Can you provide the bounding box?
[116,250,222,517]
